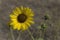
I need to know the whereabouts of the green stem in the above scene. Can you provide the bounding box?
[10,28,15,40]
[28,30,35,40]
[17,31,21,40]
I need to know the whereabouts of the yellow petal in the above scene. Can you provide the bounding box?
[30,13,34,16]
[10,22,14,25]
[25,9,34,16]
[10,21,17,25]
[10,14,17,19]
[22,23,28,30]
[29,21,34,24]
[11,19,17,21]
[17,23,21,30]
[13,24,18,30]
[13,10,19,16]
[27,19,34,24]
[26,22,31,27]
[16,7,22,14]
[24,8,27,10]
[13,26,17,30]
[28,17,33,20]
[20,6,24,10]
[26,8,32,13]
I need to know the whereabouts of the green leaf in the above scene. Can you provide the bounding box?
[37,38,44,40]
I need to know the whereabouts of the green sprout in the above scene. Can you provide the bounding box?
[40,23,47,30]
[44,14,50,20]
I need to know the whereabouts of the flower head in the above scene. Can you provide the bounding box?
[9,6,34,30]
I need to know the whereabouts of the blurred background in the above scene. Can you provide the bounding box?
[0,0,60,40]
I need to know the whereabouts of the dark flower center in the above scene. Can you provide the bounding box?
[17,14,27,23]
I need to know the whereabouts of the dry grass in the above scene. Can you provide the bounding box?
[0,0,60,40]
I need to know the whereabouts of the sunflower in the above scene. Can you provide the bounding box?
[9,6,34,30]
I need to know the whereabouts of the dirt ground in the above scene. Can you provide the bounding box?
[0,0,60,40]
